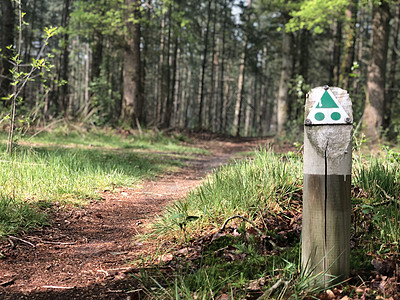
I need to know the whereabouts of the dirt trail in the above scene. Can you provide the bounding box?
[0,138,273,299]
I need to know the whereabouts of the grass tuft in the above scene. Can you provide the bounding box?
[150,148,302,239]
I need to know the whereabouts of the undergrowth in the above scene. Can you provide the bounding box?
[143,145,400,299]
[150,148,303,239]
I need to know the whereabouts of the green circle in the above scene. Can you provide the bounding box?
[315,112,325,121]
[331,112,341,121]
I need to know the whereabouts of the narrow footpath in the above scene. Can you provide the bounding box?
[0,137,271,300]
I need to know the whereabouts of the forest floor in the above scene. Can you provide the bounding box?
[0,136,279,300]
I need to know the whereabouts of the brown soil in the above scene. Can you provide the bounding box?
[0,137,276,300]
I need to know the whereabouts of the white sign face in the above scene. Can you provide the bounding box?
[306,88,350,125]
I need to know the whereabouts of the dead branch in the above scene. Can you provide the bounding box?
[373,184,400,206]
[43,285,74,289]
[257,279,289,300]
[220,215,263,236]
[8,236,35,248]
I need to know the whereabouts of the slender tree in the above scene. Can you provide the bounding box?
[363,1,390,143]
[120,0,143,127]
[0,0,14,106]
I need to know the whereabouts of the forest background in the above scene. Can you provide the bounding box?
[0,0,399,143]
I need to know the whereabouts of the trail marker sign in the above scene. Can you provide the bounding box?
[305,86,351,125]
[302,86,353,288]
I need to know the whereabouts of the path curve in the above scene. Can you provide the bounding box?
[0,138,271,299]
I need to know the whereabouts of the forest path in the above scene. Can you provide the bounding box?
[0,137,275,300]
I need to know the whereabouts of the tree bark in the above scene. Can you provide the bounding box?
[0,0,14,106]
[198,0,212,129]
[363,1,390,143]
[339,0,358,90]
[277,24,293,135]
[328,21,342,86]
[219,0,228,133]
[58,0,70,116]
[120,0,143,128]
[233,39,247,136]
[233,0,251,137]
[384,5,400,132]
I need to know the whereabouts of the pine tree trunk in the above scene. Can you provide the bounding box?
[209,0,218,131]
[339,0,358,90]
[59,0,70,116]
[198,0,212,129]
[384,5,399,132]
[233,39,247,136]
[328,21,342,86]
[157,10,166,126]
[120,0,142,128]
[219,0,228,133]
[0,0,14,106]
[363,1,390,143]
[277,25,292,135]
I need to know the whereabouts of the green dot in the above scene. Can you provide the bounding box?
[331,112,341,121]
[315,112,325,121]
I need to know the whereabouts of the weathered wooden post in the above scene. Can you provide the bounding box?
[302,86,352,287]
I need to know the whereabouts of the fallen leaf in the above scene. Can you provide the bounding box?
[160,254,173,263]
[325,289,335,299]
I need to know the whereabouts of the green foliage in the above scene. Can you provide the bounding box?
[2,0,58,153]
[286,0,348,33]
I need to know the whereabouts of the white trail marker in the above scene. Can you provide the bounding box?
[302,86,353,287]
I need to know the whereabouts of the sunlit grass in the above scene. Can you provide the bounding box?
[150,148,303,239]
[0,127,208,237]
[143,145,400,299]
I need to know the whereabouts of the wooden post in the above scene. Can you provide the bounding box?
[302,86,352,287]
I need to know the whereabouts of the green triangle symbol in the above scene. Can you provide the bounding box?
[317,91,338,108]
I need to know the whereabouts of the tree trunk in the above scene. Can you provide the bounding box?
[233,0,251,137]
[0,0,14,106]
[219,0,228,133]
[339,0,358,90]
[363,1,390,143]
[277,24,293,135]
[120,0,142,128]
[162,3,176,129]
[209,0,218,131]
[198,0,212,129]
[156,10,166,126]
[328,21,342,86]
[233,39,247,136]
[58,0,70,116]
[384,5,399,132]
[161,4,172,128]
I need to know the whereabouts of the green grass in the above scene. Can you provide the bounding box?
[0,127,208,237]
[150,148,303,239]
[144,145,400,299]
[352,146,400,252]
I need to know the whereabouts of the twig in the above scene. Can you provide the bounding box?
[373,184,400,206]
[26,119,64,141]
[257,279,289,300]
[97,269,110,277]
[42,240,77,245]
[0,278,15,287]
[7,238,15,249]
[43,285,74,289]
[220,215,263,236]
[8,236,35,248]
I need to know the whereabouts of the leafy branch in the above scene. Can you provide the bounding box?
[5,0,57,153]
